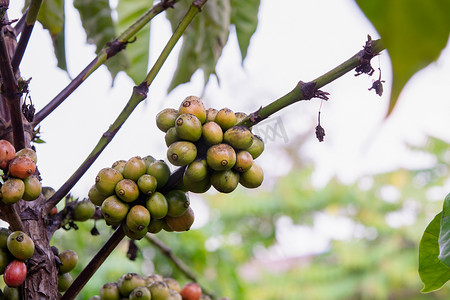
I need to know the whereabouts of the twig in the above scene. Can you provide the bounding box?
[60,225,126,300]
[0,202,24,231]
[44,0,208,214]
[238,38,385,128]
[33,0,181,126]
[11,0,43,72]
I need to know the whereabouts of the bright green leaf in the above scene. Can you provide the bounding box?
[116,0,150,85]
[166,0,231,92]
[418,212,450,293]
[73,0,128,81]
[355,0,450,116]
[439,193,450,266]
[230,0,260,62]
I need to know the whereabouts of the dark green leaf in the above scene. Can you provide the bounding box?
[25,0,68,71]
[418,211,450,293]
[230,0,260,61]
[439,193,450,266]
[116,0,151,84]
[166,0,231,92]
[73,0,128,81]
[355,0,450,116]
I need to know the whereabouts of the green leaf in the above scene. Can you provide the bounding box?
[418,211,450,293]
[166,0,231,92]
[439,193,450,266]
[73,0,128,81]
[116,0,151,85]
[25,0,68,71]
[230,0,260,61]
[355,0,450,116]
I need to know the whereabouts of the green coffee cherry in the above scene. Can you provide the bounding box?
[182,175,211,194]
[201,122,223,146]
[1,178,25,205]
[165,190,190,217]
[101,195,129,225]
[7,231,35,260]
[123,222,148,240]
[142,155,156,169]
[148,218,165,234]
[211,169,240,193]
[246,135,265,159]
[164,278,181,292]
[156,108,179,132]
[223,125,253,150]
[239,163,264,188]
[146,160,171,189]
[129,286,151,300]
[95,168,124,196]
[22,175,42,201]
[58,249,78,274]
[178,96,207,124]
[73,199,96,221]
[184,160,209,182]
[145,192,168,219]
[165,127,180,147]
[118,273,146,298]
[115,179,140,203]
[126,205,151,232]
[88,184,108,206]
[165,207,195,232]
[0,227,11,249]
[234,112,248,124]
[123,156,147,182]
[147,281,170,300]
[99,282,120,300]
[215,108,236,131]
[111,160,127,174]
[58,272,73,292]
[175,113,202,142]
[0,248,11,274]
[167,141,197,167]
[137,174,157,196]
[206,144,236,171]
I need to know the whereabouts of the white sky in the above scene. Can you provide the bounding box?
[8,0,450,201]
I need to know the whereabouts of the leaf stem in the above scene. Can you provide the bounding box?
[33,0,181,126]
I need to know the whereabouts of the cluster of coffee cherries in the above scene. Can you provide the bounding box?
[0,228,34,296]
[0,140,41,205]
[88,272,215,300]
[88,156,194,239]
[156,96,264,194]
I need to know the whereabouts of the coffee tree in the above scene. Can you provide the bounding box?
[0,0,448,299]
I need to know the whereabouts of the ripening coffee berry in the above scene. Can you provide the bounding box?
[165,207,195,232]
[239,163,264,188]
[147,281,170,300]
[4,260,27,288]
[234,112,248,124]
[182,175,211,194]
[148,218,165,234]
[180,282,202,300]
[7,231,35,260]
[167,141,197,167]
[184,160,209,182]
[100,282,120,300]
[0,140,15,170]
[233,151,253,173]
[58,249,78,274]
[164,278,181,292]
[22,175,42,201]
[165,190,190,217]
[175,113,202,142]
[101,195,130,225]
[1,178,25,205]
[73,199,96,221]
[15,148,37,163]
[115,179,140,203]
[156,108,179,133]
[88,184,108,206]
[215,108,236,131]
[165,127,181,147]
[8,156,36,179]
[201,122,223,146]
[129,286,151,300]
[223,125,253,150]
[95,168,124,196]
[126,205,151,232]
[58,272,73,292]
[178,96,207,124]
[123,222,149,240]
[137,174,158,196]
[210,169,240,193]
[118,273,146,298]
[122,156,147,182]
[246,135,265,159]
[206,144,236,171]
[111,160,127,174]
[205,108,218,123]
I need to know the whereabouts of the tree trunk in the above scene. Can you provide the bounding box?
[0,4,60,299]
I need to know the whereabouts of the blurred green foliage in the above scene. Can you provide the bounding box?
[50,136,450,299]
